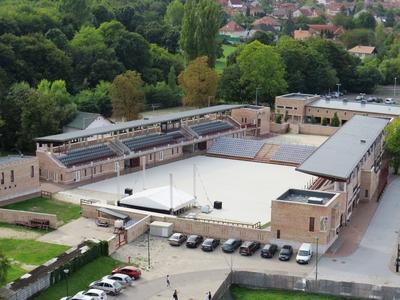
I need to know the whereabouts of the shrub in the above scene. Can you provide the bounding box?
[322,117,329,126]
[275,114,282,124]
[331,112,340,127]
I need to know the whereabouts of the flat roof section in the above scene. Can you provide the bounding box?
[35,104,244,143]
[0,155,36,166]
[296,115,389,180]
[280,93,318,100]
[278,189,335,205]
[309,99,400,116]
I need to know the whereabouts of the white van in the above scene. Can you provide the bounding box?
[296,243,313,264]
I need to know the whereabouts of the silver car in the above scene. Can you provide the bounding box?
[89,279,122,295]
[102,273,133,288]
[76,289,107,300]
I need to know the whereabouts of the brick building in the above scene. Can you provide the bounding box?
[0,156,40,204]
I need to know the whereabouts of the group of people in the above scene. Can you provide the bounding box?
[167,275,212,300]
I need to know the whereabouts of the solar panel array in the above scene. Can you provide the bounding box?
[122,131,184,152]
[190,121,234,136]
[58,143,115,167]
[271,144,316,164]
[207,137,265,158]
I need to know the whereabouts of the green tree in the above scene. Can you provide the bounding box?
[165,0,184,27]
[180,0,221,67]
[355,12,376,30]
[111,71,145,121]
[379,57,400,84]
[385,117,400,174]
[168,66,178,90]
[322,117,329,126]
[218,64,245,103]
[237,41,287,105]
[331,112,340,127]
[178,56,218,107]
[145,82,182,108]
[332,13,355,30]
[0,252,10,285]
[340,29,376,49]
[351,58,382,93]
[59,0,92,27]
[248,31,275,45]
[74,81,112,117]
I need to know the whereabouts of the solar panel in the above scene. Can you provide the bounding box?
[207,137,265,159]
[271,144,316,164]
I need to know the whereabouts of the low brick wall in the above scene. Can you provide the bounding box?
[0,208,58,229]
[81,203,272,244]
[270,122,289,134]
[298,124,338,136]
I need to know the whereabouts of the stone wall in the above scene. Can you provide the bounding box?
[270,122,289,134]
[298,123,338,136]
[0,208,58,229]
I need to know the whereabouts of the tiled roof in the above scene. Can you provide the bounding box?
[253,16,280,26]
[294,29,312,40]
[220,21,245,32]
[348,45,376,54]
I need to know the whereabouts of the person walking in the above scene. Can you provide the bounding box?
[208,291,212,300]
[173,289,178,300]
[166,274,170,287]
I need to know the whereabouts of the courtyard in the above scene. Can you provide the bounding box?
[75,156,314,224]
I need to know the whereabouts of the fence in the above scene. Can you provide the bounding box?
[213,270,400,300]
[0,208,58,229]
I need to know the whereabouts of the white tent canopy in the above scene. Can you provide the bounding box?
[119,186,195,212]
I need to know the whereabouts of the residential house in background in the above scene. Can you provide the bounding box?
[348,45,376,59]
[293,6,321,18]
[252,16,281,32]
[273,2,296,19]
[294,29,312,40]
[308,24,344,39]
[63,111,113,133]
[219,21,254,42]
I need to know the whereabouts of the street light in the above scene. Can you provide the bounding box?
[315,237,319,283]
[336,83,341,97]
[146,223,151,269]
[63,269,69,296]
[255,87,262,106]
[394,77,397,98]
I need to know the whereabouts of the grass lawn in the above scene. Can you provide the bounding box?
[7,263,27,283]
[33,256,124,300]
[0,221,48,234]
[0,239,68,265]
[231,286,347,299]
[3,197,80,225]
[216,44,237,74]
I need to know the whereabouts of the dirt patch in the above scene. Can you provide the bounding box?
[0,228,41,240]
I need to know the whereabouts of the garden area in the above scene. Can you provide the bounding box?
[230,286,347,300]
[33,256,123,300]
[0,239,68,283]
[3,197,81,226]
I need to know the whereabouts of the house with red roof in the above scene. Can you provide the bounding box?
[273,2,296,19]
[252,16,281,32]
[308,24,345,39]
[293,6,321,18]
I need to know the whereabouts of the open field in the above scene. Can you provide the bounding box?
[216,44,236,74]
[79,156,314,224]
[33,256,123,300]
[230,286,346,300]
[3,197,80,225]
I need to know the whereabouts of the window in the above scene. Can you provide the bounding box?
[309,217,315,232]
[365,189,369,197]
[31,166,34,178]
[10,170,14,183]
[84,169,87,176]
[172,148,174,155]
[159,151,164,161]
[149,154,152,160]
[93,167,96,175]
[100,165,103,173]
[1,172,3,184]
[276,230,280,239]
[60,174,63,181]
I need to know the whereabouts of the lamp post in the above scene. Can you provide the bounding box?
[336,83,341,97]
[63,269,69,296]
[315,237,319,283]
[255,87,261,106]
[394,77,397,98]
[147,223,151,269]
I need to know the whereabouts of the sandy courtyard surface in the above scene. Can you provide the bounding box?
[78,156,314,224]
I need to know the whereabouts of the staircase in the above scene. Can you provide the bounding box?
[181,125,199,139]
[109,139,131,155]
[254,144,279,162]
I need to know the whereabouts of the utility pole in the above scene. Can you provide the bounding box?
[336,83,341,96]
[394,77,397,98]
[147,226,151,269]
[255,87,261,106]
[315,237,319,283]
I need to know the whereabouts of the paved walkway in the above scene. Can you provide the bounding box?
[317,177,400,285]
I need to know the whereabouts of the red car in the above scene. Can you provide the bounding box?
[112,266,141,280]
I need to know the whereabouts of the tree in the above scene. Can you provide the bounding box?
[178,56,218,107]
[331,112,340,127]
[332,13,355,30]
[0,252,10,286]
[351,58,382,93]
[385,117,400,174]
[180,0,221,67]
[110,71,145,120]
[237,41,287,105]
[149,44,183,82]
[168,66,178,90]
[93,5,115,27]
[165,0,184,28]
[340,29,376,49]
[218,64,244,103]
[45,28,68,50]
[355,12,376,30]
[379,57,400,84]
[145,82,182,108]
[322,117,329,126]
[248,31,275,45]
[59,0,92,27]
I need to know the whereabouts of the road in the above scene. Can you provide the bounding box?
[316,177,400,286]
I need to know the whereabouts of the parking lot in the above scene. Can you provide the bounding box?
[109,235,315,299]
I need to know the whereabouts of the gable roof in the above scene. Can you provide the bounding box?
[253,16,280,26]
[294,29,312,40]
[348,45,376,54]
[65,111,103,130]
[220,21,245,32]
[296,115,389,180]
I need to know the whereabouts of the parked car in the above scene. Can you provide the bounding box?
[76,289,107,300]
[385,98,395,104]
[367,96,376,102]
[201,238,220,252]
[239,241,261,256]
[186,235,203,248]
[296,243,313,264]
[355,95,364,101]
[260,243,278,258]
[60,295,94,300]
[222,238,242,253]
[112,265,141,280]
[375,97,383,103]
[103,274,133,288]
[168,233,187,246]
[278,245,293,261]
[89,279,122,295]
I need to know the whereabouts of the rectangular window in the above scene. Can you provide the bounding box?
[93,167,96,175]
[149,154,152,160]
[1,172,3,184]
[10,170,14,183]
[159,151,164,161]
[365,189,369,197]
[309,217,315,232]
[84,169,87,176]
[31,166,34,178]
[277,230,280,239]
[100,165,103,173]
[172,148,174,155]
